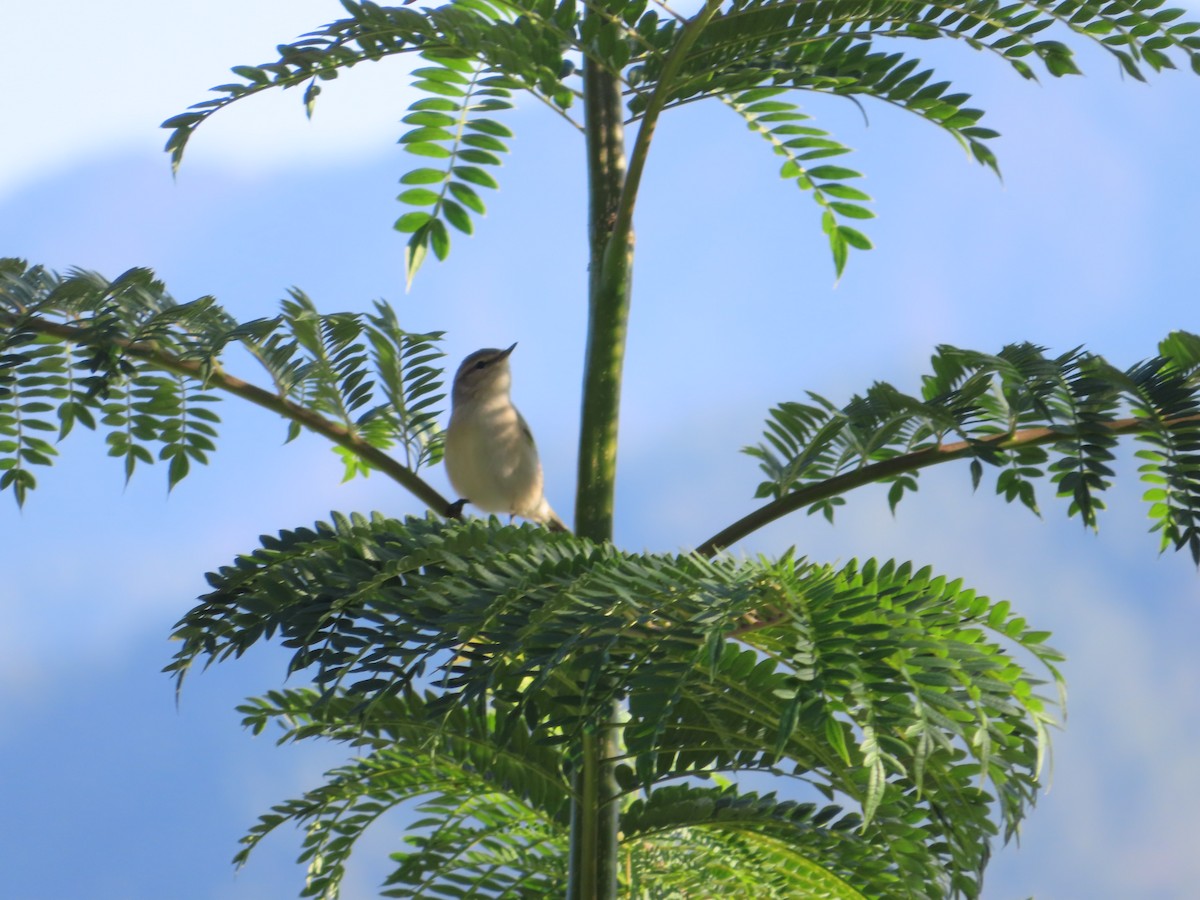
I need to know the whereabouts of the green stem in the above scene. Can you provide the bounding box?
[575,58,631,538]
[1,311,452,514]
[576,3,722,534]
[571,6,726,892]
[608,0,722,261]
[568,45,634,900]
[568,727,621,900]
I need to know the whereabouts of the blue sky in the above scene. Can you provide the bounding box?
[2,2,1199,897]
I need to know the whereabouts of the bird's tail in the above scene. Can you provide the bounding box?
[535,498,569,532]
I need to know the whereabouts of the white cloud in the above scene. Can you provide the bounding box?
[2,1,417,198]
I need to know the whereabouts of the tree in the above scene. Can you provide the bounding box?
[3,0,1200,897]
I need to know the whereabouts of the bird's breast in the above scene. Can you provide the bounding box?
[445,397,543,515]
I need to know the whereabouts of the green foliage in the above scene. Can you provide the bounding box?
[725,87,874,277]
[622,785,876,899]
[396,51,515,287]
[9,0,1200,896]
[167,512,1062,898]
[0,260,445,500]
[746,337,1200,561]
[5,260,1198,895]
[6,265,1198,895]
[0,262,225,503]
[363,302,447,471]
[234,689,570,898]
[160,0,1200,280]
[0,334,69,504]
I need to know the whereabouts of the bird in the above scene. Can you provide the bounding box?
[443,343,567,531]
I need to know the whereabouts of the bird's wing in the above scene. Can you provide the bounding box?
[517,410,536,447]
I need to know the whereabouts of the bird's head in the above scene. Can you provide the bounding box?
[452,342,517,404]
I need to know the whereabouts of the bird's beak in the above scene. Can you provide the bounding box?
[500,342,517,359]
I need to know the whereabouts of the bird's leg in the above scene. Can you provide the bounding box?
[446,498,469,519]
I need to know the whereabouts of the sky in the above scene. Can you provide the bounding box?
[2,1,1199,897]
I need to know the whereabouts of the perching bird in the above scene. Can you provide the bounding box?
[443,343,567,531]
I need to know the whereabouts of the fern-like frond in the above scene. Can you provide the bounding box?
[169,512,1062,897]
[724,87,873,275]
[0,260,448,507]
[162,2,437,173]
[624,785,876,899]
[161,0,1200,278]
[162,0,578,284]
[0,334,64,504]
[740,335,1200,561]
[233,687,569,898]
[395,51,516,287]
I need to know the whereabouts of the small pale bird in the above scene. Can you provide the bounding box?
[443,343,567,531]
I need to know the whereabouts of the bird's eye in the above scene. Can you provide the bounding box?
[474,360,488,371]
